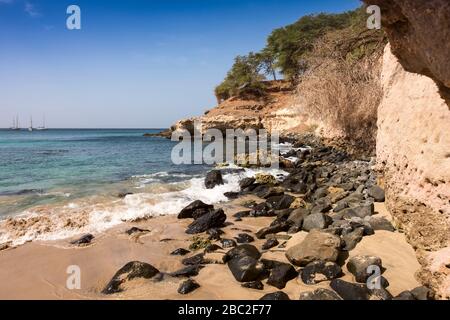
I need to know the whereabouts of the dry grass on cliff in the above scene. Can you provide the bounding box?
[298,28,385,155]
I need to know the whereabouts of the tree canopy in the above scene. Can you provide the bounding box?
[214,7,369,102]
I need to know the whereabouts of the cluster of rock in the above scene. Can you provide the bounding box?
[99,138,435,300]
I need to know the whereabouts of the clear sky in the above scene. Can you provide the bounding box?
[0,0,361,128]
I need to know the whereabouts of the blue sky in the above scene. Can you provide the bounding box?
[0,0,361,128]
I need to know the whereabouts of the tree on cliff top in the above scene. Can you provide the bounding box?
[214,7,368,102]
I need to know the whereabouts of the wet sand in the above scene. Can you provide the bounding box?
[0,197,421,300]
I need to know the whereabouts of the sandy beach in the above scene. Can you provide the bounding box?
[0,195,421,300]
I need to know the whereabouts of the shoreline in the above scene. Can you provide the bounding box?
[0,137,427,300]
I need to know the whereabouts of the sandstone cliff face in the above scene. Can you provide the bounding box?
[171,81,305,136]
[364,0,450,102]
[377,44,450,298]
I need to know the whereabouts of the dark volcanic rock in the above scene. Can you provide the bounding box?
[186,209,226,234]
[271,194,295,210]
[182,253,205,266]
[239,177,256,190]
[301,260,342,284]
[342,227,365,251]
[205,170,224,189]
[302,213,332,231]
[220,238,237,248]
[102,261,160,294]
[330,279,393,300]
[249,202,276,217]
[393,291,416,300]
[262,237,279,250]
[368,185,385,202]
[286,230,341,267]
[287,208,310,228]
[223,244,261,263]
[233,210,251,219]
[125,227,149,235]
[227,256,266,282]
[224,192,240,199]
[170,248,190,256]
[364,216,395,232]
[170,265,204,278]
[235,233,255,244]
[255,221,291,239]
[342,203,374,219]
[178,200,214,219]
[207,228,224,240]
[256,187,284,199]
[70,234,94,246]
[259,291,290,300]
[241,281,264,290]
[299,288,342,300]
[267,263,298,289]
[411,286,435,300]
[204,244,222,253]
[178,279,200,294]
[347,255,383,283]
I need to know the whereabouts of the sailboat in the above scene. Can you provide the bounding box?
[36,115,48,131]
[28,117,33,132]
[10,116,20,130]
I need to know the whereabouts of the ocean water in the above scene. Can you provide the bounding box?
[0,129,288,245]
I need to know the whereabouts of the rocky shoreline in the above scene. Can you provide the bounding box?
[45,135,431,300]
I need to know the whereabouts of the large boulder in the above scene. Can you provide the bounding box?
[286,230,342,266]
[205,170,224,189]
[102,261,160,294]
[368,186,385,202]
[223,244,261,263]
[178,200,214,219]
[185,209,226,234]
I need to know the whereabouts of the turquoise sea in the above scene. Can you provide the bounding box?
[0,129,286,245]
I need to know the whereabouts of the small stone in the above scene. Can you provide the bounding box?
[302,213,332,231]
[255,221,290,239]
[185,209,227,234]
[262,237,279,250]
[182,253,205,266]
[301,260,342,284]
[170,248,190,256]
[368,186,385,202]
[204,244,222,253]
[178,279,200,294]
[125,227,149,235]
[70,234,94,246]
[102,261,159,294]
[364,216,395,232]
[205,170,224,189]
[241,281,264,290]
[227,256,266,282]
[170,265,204,278]
[267,263,298,289]
[220,238,237,248]
[342,227,364,251]
[347,255,383,283]
[259,291,290,300]
[207,228,224,240]
[330,279,392,300]
[178,200,214,219]
[411,286,434,300]
[393,291,416,300]
[299,288,342,300]
[235,233,255,244]
[223,244,261,263]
